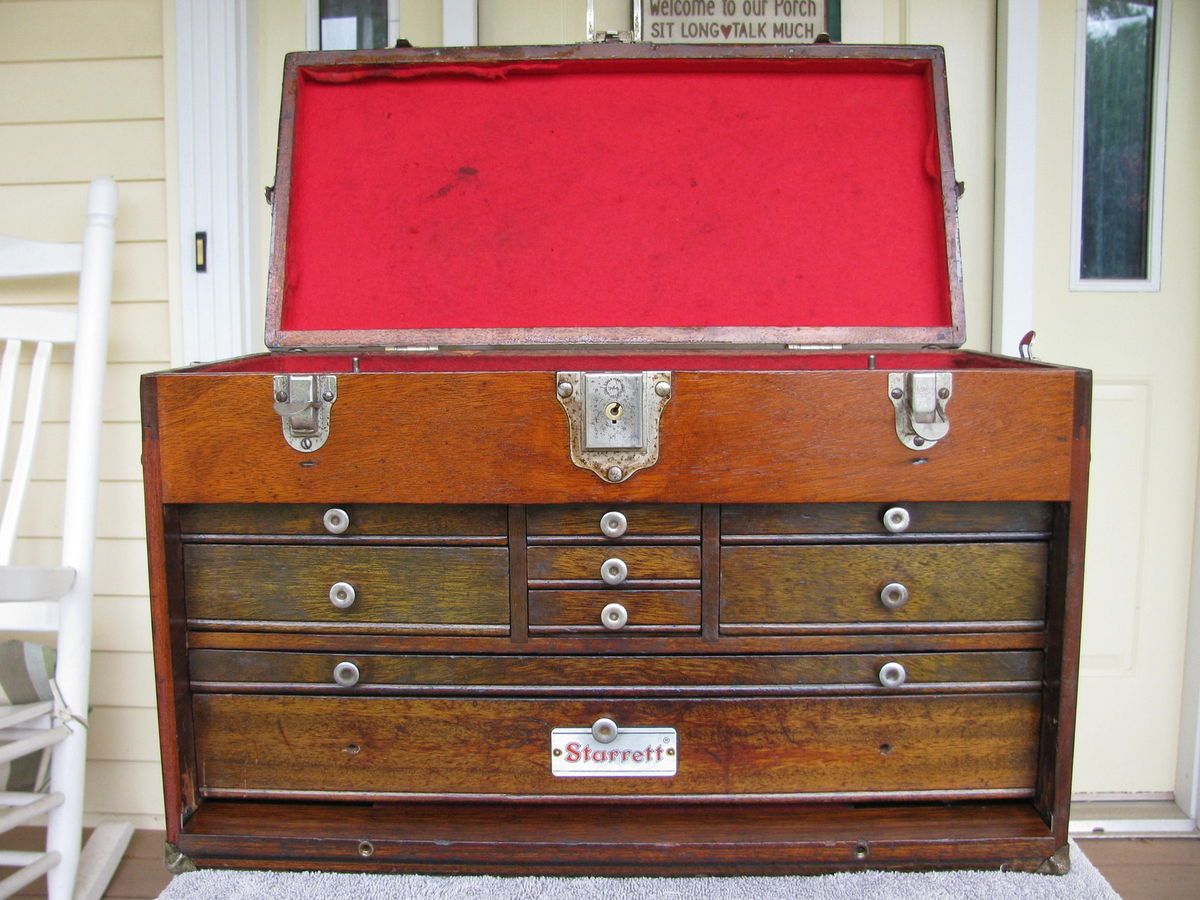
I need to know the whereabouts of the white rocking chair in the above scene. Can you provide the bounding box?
[0,179,132,898]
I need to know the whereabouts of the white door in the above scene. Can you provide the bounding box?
[1029,0,1199,795]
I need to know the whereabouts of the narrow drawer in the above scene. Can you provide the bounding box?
[190,650,1042,694]
[527,546,701,583]
[528,590,701,633]
[184,545,509,630]
[194,693,1041,799]
[722,503,1053,539]
[721,543,1047,629]
[178,504,507,538]
[528,504,700,538]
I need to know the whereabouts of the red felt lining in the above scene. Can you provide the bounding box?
[280,56,951,335]
[201,353,1031,375]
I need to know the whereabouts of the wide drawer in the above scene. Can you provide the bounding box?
[527,505,700,538]
[527,546,701,583]
[193,693,1041,799]
[721,543,1048,629]
[184,544,509,630]
[722,502,1053,538]
[178,504,507,538]
[189,651,1043,694]
[528,590,700,633]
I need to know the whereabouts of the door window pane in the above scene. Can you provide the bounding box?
[1079,0,1157,281]
[320,0,388,50]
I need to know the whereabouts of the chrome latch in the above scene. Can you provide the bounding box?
[556,371,672,483]
[273,374,336,452]
[889,372,952,450]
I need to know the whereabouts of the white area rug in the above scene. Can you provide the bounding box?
[159,841,1119,899]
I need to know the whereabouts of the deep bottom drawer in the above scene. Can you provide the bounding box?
[194,693,1040,799]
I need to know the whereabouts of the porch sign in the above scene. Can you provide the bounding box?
[644,0,827,44]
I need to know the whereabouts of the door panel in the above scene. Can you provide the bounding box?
[1032,2,1200,793]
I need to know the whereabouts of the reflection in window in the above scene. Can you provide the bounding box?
[1079,0,1157,280]
[320,0,388,51]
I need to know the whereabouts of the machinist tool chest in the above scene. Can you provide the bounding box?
[141,40,1090,875]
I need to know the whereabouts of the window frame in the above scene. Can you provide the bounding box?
[1069,0,1172,293]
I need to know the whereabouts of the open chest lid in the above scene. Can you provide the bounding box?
[266,43,964,350]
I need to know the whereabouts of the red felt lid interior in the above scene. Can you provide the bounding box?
[273,52,958,345]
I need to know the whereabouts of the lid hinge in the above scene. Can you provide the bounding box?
[273,374,336,452]
[385,345,440,352]
[787,344,843,351]
[889,371,952,450]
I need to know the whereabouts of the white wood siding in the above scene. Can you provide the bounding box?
[0,0,168,827]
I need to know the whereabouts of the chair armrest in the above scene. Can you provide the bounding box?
[0,567,76,603]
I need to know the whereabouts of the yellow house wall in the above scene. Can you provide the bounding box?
[0,0,169,826]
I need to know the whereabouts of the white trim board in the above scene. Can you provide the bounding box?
[991,0,1039,356]
[1068,0,1171,292]
[173,0,260,364]
[1070,798,1197,836]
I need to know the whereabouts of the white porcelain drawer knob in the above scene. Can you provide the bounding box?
[591,718,619,744]
[601,602,629,630]
[600,510,628,538]
[323,507,350,534]
[329,581,356,609]
[882,506,911,534]
[878,662,907,688]
[879,582,910,609]
[601,558,628,586]
[333,661,360,687]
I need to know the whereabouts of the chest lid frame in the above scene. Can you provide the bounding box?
[265,42,965,352]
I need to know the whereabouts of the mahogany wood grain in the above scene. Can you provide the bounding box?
[722,502,1053,536]
[184,544,509,626]
[701,505,720,642]
[140,377,196,841]
[188,650,1042,693]
[526,546,700,581]
[193,693,1040,798]
[185,629,1048,655]
[721,543,1048,626]
[1037,371,1093,846]
[527,589,700,629]
[149,368,1077,504]
[178,503,505,536]
[508,505,528,643]
[177,799,1056,874]
[527,504,699,536]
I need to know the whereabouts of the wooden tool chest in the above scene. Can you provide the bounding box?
[141,42,1090,875]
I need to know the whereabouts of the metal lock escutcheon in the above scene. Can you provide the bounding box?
[556,372,672,483]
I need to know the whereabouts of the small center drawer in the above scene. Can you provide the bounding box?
[528,504,700,539]
[527,546,701,583]
[528,590,701,634]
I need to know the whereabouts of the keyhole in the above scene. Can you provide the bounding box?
[605,402,623,422]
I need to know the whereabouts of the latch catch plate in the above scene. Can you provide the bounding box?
[273,374,336,452]
[556,371,672,483]
[889,371,952,450]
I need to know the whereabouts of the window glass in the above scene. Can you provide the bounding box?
[319,0,388,50]
[1079,0,1157,280]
